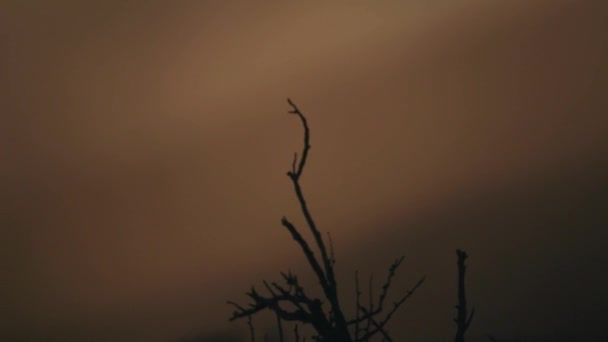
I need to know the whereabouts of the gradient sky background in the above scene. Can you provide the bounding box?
[2,0,608,341]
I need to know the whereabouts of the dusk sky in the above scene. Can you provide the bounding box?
[2,1,608,341]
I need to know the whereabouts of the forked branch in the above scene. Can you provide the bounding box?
[227,99,424,341]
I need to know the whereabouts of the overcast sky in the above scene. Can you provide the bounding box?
[2,0,608,341]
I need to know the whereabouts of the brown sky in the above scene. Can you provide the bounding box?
[2,0,608,341]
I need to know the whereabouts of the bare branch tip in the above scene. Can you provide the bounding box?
[287,98,298,113]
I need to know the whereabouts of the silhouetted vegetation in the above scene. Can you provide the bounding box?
[227,100,476,341]
[455,249,474,342]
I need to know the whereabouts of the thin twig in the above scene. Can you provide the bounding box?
[247,315,255,342]
[354,271,361,341]
[358,276,425,341]
[455,249,474,342]
[363,274,374,338]
[294,324,300,342]
[327,232,335,267]
[276,311,284,342]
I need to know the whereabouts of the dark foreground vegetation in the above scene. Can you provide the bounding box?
[226,100,476,342]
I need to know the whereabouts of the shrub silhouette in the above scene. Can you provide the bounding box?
[227,99,425,341]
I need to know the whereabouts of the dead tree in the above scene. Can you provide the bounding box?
[454,249,474,342]
[227,99,425,341]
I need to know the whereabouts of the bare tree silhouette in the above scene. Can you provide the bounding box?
[227,99,425,341]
